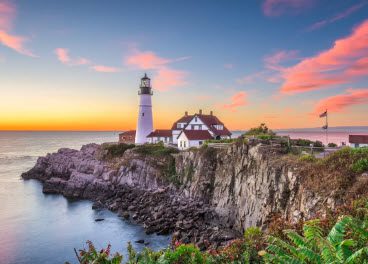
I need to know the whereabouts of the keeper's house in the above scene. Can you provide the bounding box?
[149,109,231,150]
[349,135,368,148]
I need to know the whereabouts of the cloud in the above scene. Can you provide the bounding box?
[0,0,15,31]
[262,0,313,17]
[222,91,247,111]
[91,65,121,73]
[125,49,188,91]
[264,50,299,71]
[313,88,368,114]
[153,68,186,91]
[54,48,90,66]
[279,19,368,94]
[0,30,35,57]
[0,1,35,57]
[307,2,367,31]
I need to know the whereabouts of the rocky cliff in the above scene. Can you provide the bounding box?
[22,142,361,248]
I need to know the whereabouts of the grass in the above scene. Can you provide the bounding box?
[133,143,179,156]
[98,143,135,160]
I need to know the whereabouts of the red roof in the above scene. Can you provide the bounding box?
[180,130,213,140]
[349,135,368,144]
[119,130,136,136]
[147,129,172,138]
[171,115,194,130]
[196,114,232,137]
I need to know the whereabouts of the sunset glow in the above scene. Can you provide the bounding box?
[1,0,368,131]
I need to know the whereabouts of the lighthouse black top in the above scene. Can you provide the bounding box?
[139,73,153,95]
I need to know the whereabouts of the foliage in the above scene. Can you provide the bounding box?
[244,123,276,137]
[351,158,368,173]
[133,143,179,157]
[328,143,338,148]
[71,195,368,264]
[204,138,237,144]
[66,240,123,264]
[291,138,324,148]
[264,214,368,264]
[299,154,317,163]
[99,143,135,160]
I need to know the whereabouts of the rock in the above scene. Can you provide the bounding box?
[135,239,145,244]
[95,218,104,222]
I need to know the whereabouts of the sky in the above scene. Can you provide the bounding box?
[0,0,368,131]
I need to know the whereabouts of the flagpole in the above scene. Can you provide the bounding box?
[326,109,328,146]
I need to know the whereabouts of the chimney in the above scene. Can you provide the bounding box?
[210,110,213,116]
[185,111,188,116]
[199,109,202,115]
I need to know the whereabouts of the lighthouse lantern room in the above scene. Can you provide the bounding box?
[135,73,154,144]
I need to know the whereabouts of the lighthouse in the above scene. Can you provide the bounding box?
[135,73,153,144]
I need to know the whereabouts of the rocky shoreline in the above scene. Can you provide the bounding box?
[21,144,240,249]
[22,141,359,250]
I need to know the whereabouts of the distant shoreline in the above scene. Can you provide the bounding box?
[1,126,368,133]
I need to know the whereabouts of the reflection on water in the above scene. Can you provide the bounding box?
[0,132,170,264]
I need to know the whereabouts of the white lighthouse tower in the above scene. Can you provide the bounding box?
[135,73,153,144]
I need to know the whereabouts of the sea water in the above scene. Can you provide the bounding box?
[0,131,170,264]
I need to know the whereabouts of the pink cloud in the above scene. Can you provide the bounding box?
[262,0,313,17]
[125,50,170,70]
[153,68,186,91]
[222,91,247,111]
[54,48,90,66]
[0,1,35,57]
[264,50,299,71]
[125,49,188,91]
[280,19,368,94]
[91,65,120,73]
[0,0,15,31]
[313,88,368,114]
[307,2,367,31]
[0,30,35,57]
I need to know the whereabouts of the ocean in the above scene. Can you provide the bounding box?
[0,131,170,264]
[1,128,367,263]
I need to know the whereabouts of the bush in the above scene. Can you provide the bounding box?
[351,158,368,173]
[299,154,317,163]
[327,142,337,147]
[99,143,135,160]
[134,143,179,156]
[244,123,275,136]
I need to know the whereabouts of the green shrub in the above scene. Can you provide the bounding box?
[299,154,317,163]
[351,158,368,173]
[99,143,135,160]
[244,123,276,136]
[134,143,179,156]
[327,142,338,147]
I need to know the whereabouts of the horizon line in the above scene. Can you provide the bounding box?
[1,125,368,133]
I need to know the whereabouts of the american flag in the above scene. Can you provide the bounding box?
[319,110,327,118]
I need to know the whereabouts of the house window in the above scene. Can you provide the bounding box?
[355,143,359,148]
[184,141,186,148]
[199,125,202,130]
[177,124,181,129]
[199,141,203,145]
[194,117,197,122]
[142,113,144,117]
[191,125,194,130]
